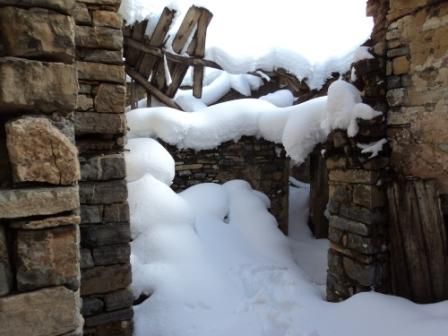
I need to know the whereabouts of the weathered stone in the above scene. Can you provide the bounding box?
[104,288,134,312]
[81,205,103,224]
[387,47,410,58]
[81,154,126,181]
[81,223,131,247]
[77,0,121,9]
[0,0,75,14]
[328,169,380,184]
[329,215,370,236]
[77,61,125,83]
[11,215,80,230]
[81,264,131,295]
[85,308,133,327]
[0,186,79,219]
[95,84,126,113]
[16,226,80,291]
[328,226,344,244]
[90,320,133,336]
[0,7,75,63]
[73,2,91,25]
[104,203,129,222]
[93,11,122,29]
[353,184,385,209]
[75,112,126,135]
[0,286,81,336]
[339,204,386,225]
[392,56,410,75]
[82,297,104,316]
[81,248,95,269]
[77,49,123,64]
[345,233,380,255]
[0,58,77,113]
[343,257,376,286]
[329,183,352,203]
[93,244,130,266]
[75,26,123,50]
[6,116,80,185]
[77,95,94,111]
[0,226,12,296]
[80,180,127,204]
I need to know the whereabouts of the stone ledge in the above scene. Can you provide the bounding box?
[11,214,80,230]
[0,185,79,219]
[0,286,81,336]
[0,57,77,113]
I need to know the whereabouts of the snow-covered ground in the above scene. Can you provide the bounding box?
[126,145,448,336]
[119,0,373,89]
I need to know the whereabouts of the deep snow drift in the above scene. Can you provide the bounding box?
[126,147,448,336]
[119,0,373,89]
[127,80,381,163]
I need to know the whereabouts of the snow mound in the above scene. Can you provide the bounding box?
[127,80,381,163]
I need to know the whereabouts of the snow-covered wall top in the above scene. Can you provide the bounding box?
[119,0,373,89]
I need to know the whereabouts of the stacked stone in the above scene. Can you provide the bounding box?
[325,0,390,302]
[73,0,133,335]
[162,136,290,234]
[0,1,82,335]
[385,0,448,199]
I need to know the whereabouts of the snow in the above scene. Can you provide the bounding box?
[127,161,448,336]
[119,0,374,89]
[357,138,388,159]
[127,79,380,163]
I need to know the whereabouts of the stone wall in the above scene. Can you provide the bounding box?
[325,0,390,301]
[74,0,133,335]
[0,1,82,335]
[162,137,290,234]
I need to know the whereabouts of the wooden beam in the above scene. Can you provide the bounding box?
[192,8,212,98]
[172,6,202,53]
[126,66,183,110]
[126,19,149,67]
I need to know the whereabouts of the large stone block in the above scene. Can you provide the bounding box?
[77,61,125,84]
[6,116,80,185]
[0,186,79,219]
[75,26,123,50]
[0,7,75,63]
[93,243,130,266]
[104,288,134,312]
[93,10,123,29]
[85,308,133,328]
[77,49,123,65]
[81,154,126,181]
[104,203,129,222]
[95,84,126,113]
[81,223,131,247]
[16,226,80,291]
[80,180,127,204]
[81,264,131,295]
[0,286,81,336]
[0,0,75,13]
[75,112,126,134]
[0,58,77,113]
[343,257,377,287]
[0,226,12,297]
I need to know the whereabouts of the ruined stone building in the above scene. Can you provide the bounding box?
[0,0,447,335]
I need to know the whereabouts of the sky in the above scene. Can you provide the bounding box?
[120,0,373,65]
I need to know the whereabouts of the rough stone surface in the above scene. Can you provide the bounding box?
[75,26,123,50]
[85,308,133,328]
[0,7,75,62]
[92,244,130,266]
[6,116,80,185]
[81,248,95,269]
[343,257,377,287]
[81,264,131,296]
[74,3,92,25]
[80,154,126,181]
[0,0,75,13]
[80,180,127,204]
[11,215,80,230]
[104,289,134,312]
[0,58,77,113]
[75,112,126,135]
[81,223,131,248]
[104,203,129,223]
[0,186,79,219]
[81,205,103,224]
[77,61,125,84]
[82,297,104,317]
[16,226,80,291]
[95,84,126,113]
[0,286,81,336]
[0,226,12,296]
[92,11,122,29]
[77,49,123,64]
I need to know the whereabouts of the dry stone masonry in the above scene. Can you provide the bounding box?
[0,1,83,335]
[74,0,133,335]
[162,137,290,234]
